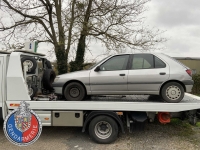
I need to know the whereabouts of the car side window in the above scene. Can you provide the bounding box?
[100,55,129,71]
[132,54,154,69]
[154,56,166,68]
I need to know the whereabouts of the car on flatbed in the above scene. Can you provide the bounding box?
[52,53,194,103]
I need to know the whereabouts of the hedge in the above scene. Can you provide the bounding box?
[192,74,200,94]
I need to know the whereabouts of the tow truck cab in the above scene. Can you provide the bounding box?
[0,51,10,119]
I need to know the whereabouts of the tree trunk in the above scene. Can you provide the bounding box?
[70,0,93,72]
[55,44,68,74]
[70,33,86,72]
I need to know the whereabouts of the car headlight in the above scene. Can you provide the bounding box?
[54,77,60,82]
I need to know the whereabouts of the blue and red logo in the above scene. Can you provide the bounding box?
[3,101,42,146]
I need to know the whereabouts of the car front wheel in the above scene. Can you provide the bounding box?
[161,82,184,103]
[64,82,85,101]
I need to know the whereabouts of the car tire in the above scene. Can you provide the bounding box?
[161,82,184,103]
[64,82,85,101]
[29,85,38,99]
[21,57,37,74]
[42,69,56,91]
[89,115,118,144]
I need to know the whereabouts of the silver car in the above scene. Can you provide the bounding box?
[52,53,194,103]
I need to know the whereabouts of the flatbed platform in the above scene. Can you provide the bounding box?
[6,93,200,112]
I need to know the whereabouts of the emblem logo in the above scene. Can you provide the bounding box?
[3,101,42,146]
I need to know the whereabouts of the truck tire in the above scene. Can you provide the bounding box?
[89,115,118,144]
[189,115,197,125]
[29,85,38,99]
[161,82,184,103]
[42,69,56,91]
[45,60,52,69]
[21,57,37,74]
[64,82,85,101]
[197,109,200,119]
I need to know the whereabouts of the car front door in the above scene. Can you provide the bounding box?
[90,55,130,94]
[128,54,170,93]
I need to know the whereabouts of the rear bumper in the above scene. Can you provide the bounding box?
[182,80,194,85]
[182,80,194,93]
[185,85,193,93]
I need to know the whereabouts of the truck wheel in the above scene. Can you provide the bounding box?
[89,115,118,144]
[21,57,37,74]
[64,82,85,101]
[161,82,184,103]
[197,110,200,119]
[42,69,56,91]
[29,85,38,99]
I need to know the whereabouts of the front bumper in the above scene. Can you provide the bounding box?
[53,87,63,95]
[52,82,65,95]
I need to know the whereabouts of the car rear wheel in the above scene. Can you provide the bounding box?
[161,82,184,103]
[64,82,85,101]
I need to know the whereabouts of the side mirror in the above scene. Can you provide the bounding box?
[94,66,100,72]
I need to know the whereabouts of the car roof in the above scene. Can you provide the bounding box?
[110,52,165,56]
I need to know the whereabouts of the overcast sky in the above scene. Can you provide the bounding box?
[1,0,200,61]
[143,0,200,57]
[81,0,200,61]
[76,0,200,61]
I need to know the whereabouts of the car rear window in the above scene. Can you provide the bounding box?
[154,56,166,68]
[163,54,189,69]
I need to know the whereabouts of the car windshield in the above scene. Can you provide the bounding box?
[88,56,111,70]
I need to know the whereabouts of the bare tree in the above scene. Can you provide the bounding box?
[70,0,165,71]
[0,0,75,74]
[0,0,165,73]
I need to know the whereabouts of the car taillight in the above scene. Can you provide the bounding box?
[186,69,192,76]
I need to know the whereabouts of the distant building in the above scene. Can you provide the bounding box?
[174,57,200,74]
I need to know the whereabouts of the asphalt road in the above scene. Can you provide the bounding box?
[0,119,200,150]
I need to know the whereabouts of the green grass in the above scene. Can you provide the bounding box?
[168,118,194,137]
[154,118,200,146]
[196,122,200,127]
[193,94,200,97]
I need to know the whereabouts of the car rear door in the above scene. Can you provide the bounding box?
[128,54,170,92]
[90,55,130,94]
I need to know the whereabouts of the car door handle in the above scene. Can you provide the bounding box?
[160,72,166,75]
[119,74,126,76]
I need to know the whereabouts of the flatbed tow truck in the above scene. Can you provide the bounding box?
[0,50,200,143]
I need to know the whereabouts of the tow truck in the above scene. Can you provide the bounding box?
[0,50,200,144]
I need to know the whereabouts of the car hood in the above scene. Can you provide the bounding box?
[57,70,90,79]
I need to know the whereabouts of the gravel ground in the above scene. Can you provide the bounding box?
[0,119,200,150]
